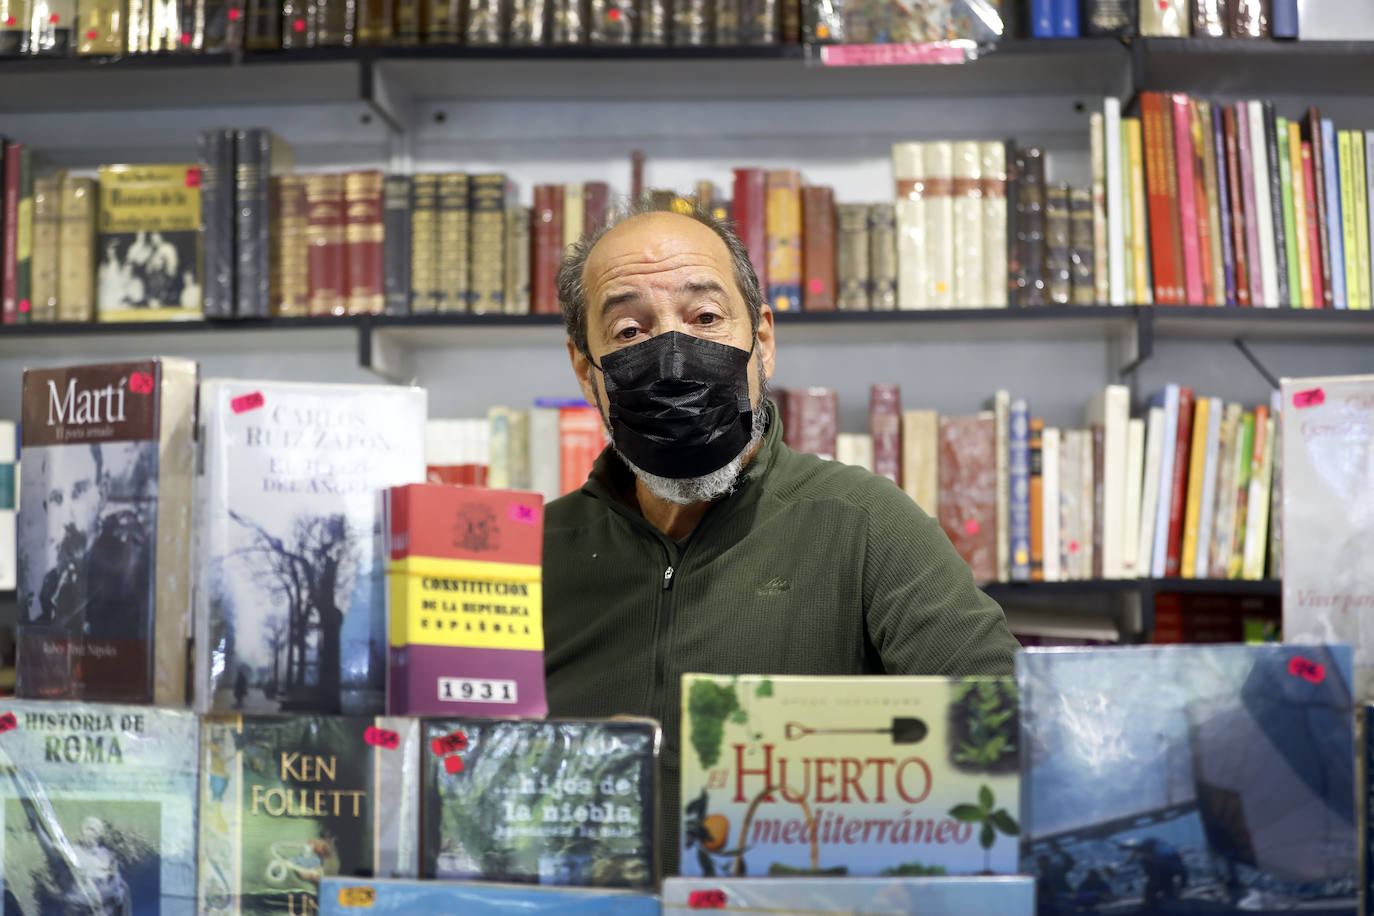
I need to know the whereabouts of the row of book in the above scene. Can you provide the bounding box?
[1091,97,1374,309]
[1024,0,1365,39]
[0,648,1363,913]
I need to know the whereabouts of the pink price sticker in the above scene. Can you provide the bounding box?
[688,890,727,909]
[128,372,155,395]
[1292,388,1325,409]
[963,519,980,536]
[231,391,264,414]
[363,726,400,749]
[508,503,538,526]
[1288,656,1326,684]
[0,712,15,734]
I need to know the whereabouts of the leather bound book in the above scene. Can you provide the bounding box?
[562,183,583,255]
[357,0,394,41]
[466,0,501,42]
[951,139,983,308]
[869,383,900,485]
[198,129,235,318]
[1231,0,1268,36]
[1015,147,1047,306]
[305,173,347,316]
[589,0,633,42]
[1070,187,1094,304]
[1165,386,1195,577]
[469,173,507,314]
[673,0,708,44]
[345,170,385,315]
[764,169,802,312]
[236,129,294,319]
[508,0,549,43]
[314,0,356,43]
[77,0,125,52]
[436,173,470,312]
[800,185,835,311]
[270,175,309,316]
[56,176,94,322]
[981,141,1009,307]
[639,0,668,42]
[30,174,59,323]
[923,142,954,308]
[244,0,281,46]
[712,0,740,42]
[868,202,897,311]
[780,0,797,41]
[409,173,438,313]
[938,413,997,584]
[1084,0,1133,34]
[503,205,531,315]
[743,0,776,43]
[583,181,609,235]
[784,387,838,461]
[382,175,412,315]
[531,184,563,316]
[732,168,768,293]
[181,0,245,51]
[550,0,584,42]
[427,0,461,41]
[835,203,870,311]
[280,0,308,45]
[1194,0,1223,34]
[1045,183,1071,305]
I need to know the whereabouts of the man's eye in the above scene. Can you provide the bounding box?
[697,313,720,325]
[616,327,640,340]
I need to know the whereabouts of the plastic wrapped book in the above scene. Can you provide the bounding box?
[662,876,1034,914]
[319,877,661,913]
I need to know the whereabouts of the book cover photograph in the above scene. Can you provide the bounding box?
[804,0,1006,44]
[318,877,662,914]
[199,715,421,916]
[0,701,199,915]
[1018,644,1357,914]
[679,674,1020,879]
[16,358,197,705]
[661,876,1035,915]
[96,164,203,321]
[421,718,660,888]
[194,380,426,715]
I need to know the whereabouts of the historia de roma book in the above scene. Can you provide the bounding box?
[199,715,421,916]
[194,380,426,715]
[661,876,1034,915]
[1018,644,1357,914]
[0,700,200,915]
[678,674,1020,878]
[421,717,660,888]
[318,877,662,914]
[16,358,197,705]
[386,483,546,717]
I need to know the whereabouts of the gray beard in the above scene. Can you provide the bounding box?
[615,406,769,506]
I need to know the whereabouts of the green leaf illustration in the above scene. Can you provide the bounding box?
[948,804,986,823]
[978,784,994,811]
[990,808,1020,836]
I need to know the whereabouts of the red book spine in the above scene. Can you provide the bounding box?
[869,383,901,485]
[345,170,385,315]
[583,181,610,235]
[1164,386,1195,578]
[801,185,836,311]
[732,167,768,294]
[559,405,603,496]
[1305,107,1335,308]
[1191,100,1216,305]
[1237,103,1264,307]
[531,184,563,315]
[305,173,347,316]
[2,144,18,324]
[1301,143,1326,308]
[1142,94,1179,305]
[1160,95,1186,304]
[1172,95,1204,305]
[787,387,838,460]
[1223,106,1251,307]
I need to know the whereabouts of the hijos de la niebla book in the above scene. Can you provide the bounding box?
[662,876,1035,915]
[318,877,662,914]
[678,674,1020,879]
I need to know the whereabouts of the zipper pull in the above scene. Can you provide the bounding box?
[662,566,675,590]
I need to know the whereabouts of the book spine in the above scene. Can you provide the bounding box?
[1288,123,1312,308]
[1208,404,1239,579]
[1121,117,1136,301]
[994,389,1010,583]
[191,0,247,51]
[1090,423,1104,579]
[1070,188,1094,304]
[981,142,1008,308]
[938,415,996,584]
[1142,94,1177,304]
[382,175,411,315]
[742,0,773,44]
[469,174,506,314]
[199,130,234,317]
[56,177,94,321]
[1193,0,1223,34]
[2,145,17,324]
[1103,100,1124,305]
[235,129,274,318]
[1045,183,1071,304]
[672,0,707,44]
[314,0,356,44]
[426,0,460,42]
[1127,118,1152,304]
[868,203,897,312]
[1307,110,1334,306]
[1080,430,1095,580]
[1262,103,1289,307]
[1030,0,1053,36]
[1322,119,1347,308]
[1004,141,1021,307]
[344,170,384,315]
[924,142,955,308]
[1270,0,1295,37]
[869,383,900,486]
[1238,102,1265,306]
[709,0,738,42]
[1232,0,1268,35]
[1278,117,1303,306]
[394,0,420,42]
[1224,105,1251,306]
[1091,111,1111,305]
[357,0,394,42]
[1367,131,1374,309]
[1353,134,1371,310]
[1339,131,1361,309]
[1084,0,1133,35]
[732,168,767,293]
[801,185,836,311]
[1227,410,1255,579]
[1122,416,1145,578]
[583,181,609,235]
[76,0,125,51]
[1053,0,1077,35]
[1241,408,1272,579]
[305,173,346,316]
[1018,147,1047,306]
[1165,386,1194,577]
[562,182,583,254]
[1193,398,1222,578]
[1140,1,1187,46]
[1195,101,1223,305]
[1302,143,1325,308]
[1042,427,1061,581]
[952,141,983,308]
[503,205,530,315]
[1171,95,1203,304]
[531,184,563,316]
[30,175,58,322]
[892,141,927,310]
[1179,397,1209,578]
[1010,399,1031,582]
[1212,105,1236,305]
[270,175,309,316]
[835,203,870,311]
[1030,417,1044,581]
[1138,406,1165,577]
[13,146,30,320]
[436,173,470,312]
[765,169,802,312]
[408,174,437,313]
[244,0,280,46]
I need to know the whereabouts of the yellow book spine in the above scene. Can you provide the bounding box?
[1340,132,1360,309]
[1127,118,1152,305]
[1179,397,1210,579]
[1288,122,1313,308]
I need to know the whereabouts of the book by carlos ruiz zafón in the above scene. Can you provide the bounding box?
[386,483,546,717]
[96,164,203,321]
[193,379,426,716]
[662,876,1034,915]
[199,715,421,916]
[421,717,660,888]
[679,674,1019,878]
[16,358,197,705]
[318,877,661,914]
[0,700,199,915]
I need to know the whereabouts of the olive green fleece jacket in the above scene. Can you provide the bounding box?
[542,398,1019,876]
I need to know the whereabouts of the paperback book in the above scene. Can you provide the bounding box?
[194,380,427,715]
[0,700,199,915]
[679,674,1020,878]
[421,717,660,888]
[199,715,421,916]
[1019,644,1357,914]
[16,359,197,705]
[661,876,1034,915]
[96,164,203,321]
[318,877,661,914]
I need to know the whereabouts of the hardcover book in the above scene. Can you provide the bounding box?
[680,674,1020,878]
[765,169,802,312]
[304,173,346,316]
[868,203,897,311]
[421,717,660,887]
[382,175,411,315]
[237,131,294,318]
[95,164,203,321]
[16,359,197,705]
[57,176,95,322]
[469,173,506,315]
[194,380,426,715]
[0,701,199,914]
[385,483,546,717]
[320,878,661,914]
[30,173,60,322]
[835,203,870,311]
[893,141,927,310]
[199,130,235,318]
[938,413,995,583]
[199,715,421,916]
[269,175,308,316]
[344,170,385,315]
[663,877,1033,915]
[1019,644,1357,913]
[409,174,438,313]
[436,172,470,312]
[503,206,531,315]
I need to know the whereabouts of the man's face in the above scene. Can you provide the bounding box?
[38,448,102,571]
[82,816,104,845]
[569,211,776,420]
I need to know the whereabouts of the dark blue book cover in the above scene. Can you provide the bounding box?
[1018,644,1357,915]
[1031,0,1055,37]
[1321,119,1347,309]
[1009,398,1031,582]
[1052,0,1078,36]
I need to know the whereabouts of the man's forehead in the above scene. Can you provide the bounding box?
[584,212,732,289]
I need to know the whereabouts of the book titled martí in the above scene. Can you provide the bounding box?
[199,715,421,916]
[193,379,426,716]
[16,358,198,705]
[0,700,199,915]
[679,674,1020,879]
[421,717,661,888]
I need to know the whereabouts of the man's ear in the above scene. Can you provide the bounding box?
[756,303,777,380]
[568,338,600,408]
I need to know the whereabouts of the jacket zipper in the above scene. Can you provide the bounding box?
[648,542,680,725]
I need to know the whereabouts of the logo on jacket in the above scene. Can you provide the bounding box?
[756,576,791,596]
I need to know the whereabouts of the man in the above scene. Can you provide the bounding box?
[543,202,1019,873]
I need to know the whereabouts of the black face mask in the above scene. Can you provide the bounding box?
[592,331,755,480]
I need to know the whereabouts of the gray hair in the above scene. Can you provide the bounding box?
[555,195,765,358]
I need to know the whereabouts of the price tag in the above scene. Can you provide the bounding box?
[688,889,727,909]
[363,726,400,750]
[508,503,539,526]
[336,886,376,908]
[1292,388,1325,409]
[231,391,265,414]
[1288,655,1326,684]
[0,712,16,734]
[430,730,468,758]
[128,372,155,395]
